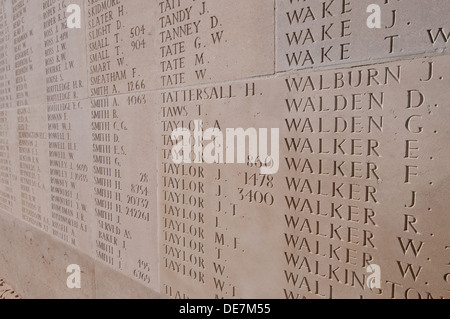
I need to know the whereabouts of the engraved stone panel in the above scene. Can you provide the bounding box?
[86,0,274,97]
[277,0,450,72]
[0,1,19,218]
[17,104,52,233]
[44,0,89,101]
[0,1,449,300]
[159,56,450,299]
[277,56,450,299]
[47,99,93,252]
[158,81,285,298]
[86,0,154,97]
[12,0,46,106]
[155,0,275,89]
[90,93,159,291]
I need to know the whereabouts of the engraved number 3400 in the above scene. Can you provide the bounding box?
[237,189,274,206]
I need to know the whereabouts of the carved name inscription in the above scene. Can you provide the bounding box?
[0,1,448,299]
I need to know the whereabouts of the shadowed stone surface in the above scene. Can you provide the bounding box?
[0,279,21,299]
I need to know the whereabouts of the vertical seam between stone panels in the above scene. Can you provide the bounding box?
[81,0,96,299]
[274,0,277,74]
[80,1,89,103]
[155,1,162,297]
[82,0,91,104]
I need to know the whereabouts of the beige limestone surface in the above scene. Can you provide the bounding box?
[0,0,449,299]
[277,0,450,71]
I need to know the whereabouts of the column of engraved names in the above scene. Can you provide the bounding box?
[281,66,394,298]
[87,2,163,283]
[87,0,154,271]
[0,109,15,215]
[159,1,276,297]
[13,0,50,231]
[159,0,241,298]
[209,82,271,298]
[280,0,352,70]
[12,0,33,107]
[159,0,205,297]
[90,95,124,268]
[158,0,221,297]
[159,0,224,87]
[0,0,12,109]
[386,59,450,299]
[160,90,208,298]
[43,0,89,248]
[87,0,126,268]
[90,93,157,287]
[159,0,187,88]
[0,0,17,215]
[160,86,253,298]
[278,0,450,72]
[87,0,149,97]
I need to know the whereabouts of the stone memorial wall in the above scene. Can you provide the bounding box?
[0,0,449,299]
